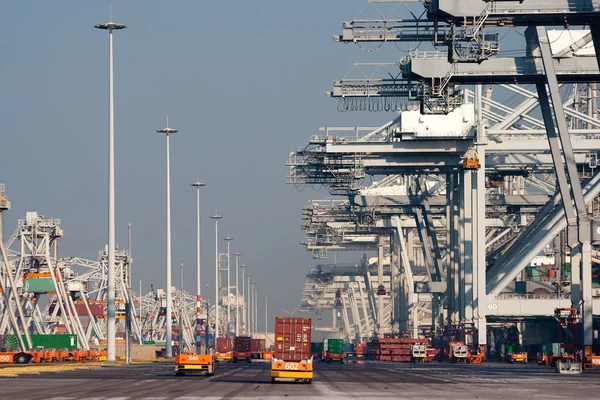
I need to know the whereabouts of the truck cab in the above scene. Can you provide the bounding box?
[449,342,468,363]
[410,344,427,363]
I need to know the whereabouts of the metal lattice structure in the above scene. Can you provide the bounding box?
[288,1,600,355]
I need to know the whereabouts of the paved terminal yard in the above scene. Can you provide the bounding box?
[1,361,599,399]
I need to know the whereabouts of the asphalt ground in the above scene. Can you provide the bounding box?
[1,360,600,399]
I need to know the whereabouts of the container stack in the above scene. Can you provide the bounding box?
[426,346,438,362]
[368,338,429,362]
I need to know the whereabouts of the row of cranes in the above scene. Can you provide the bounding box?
[0,190,248,353]
[287,0,600,356]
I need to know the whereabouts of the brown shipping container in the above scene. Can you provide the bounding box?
[274,317,311,361]
[74,300,105,317]
[250,338,265,353]
[216,337,232,353]
[234,336,252,353]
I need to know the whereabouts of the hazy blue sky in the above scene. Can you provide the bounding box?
[1,0,406,330]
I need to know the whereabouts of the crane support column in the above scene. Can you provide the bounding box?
[474,84,488,347]
[460,168,473,323]
[377,234,385,335]
[446,173,460,325]
[535,26,593,347]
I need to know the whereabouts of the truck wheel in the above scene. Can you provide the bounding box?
[15,353,30,364]
[247,359,252,363]
[271,377,276,384]
[176,372,185,376]
[306,379,312,384]
[232,358,236,363]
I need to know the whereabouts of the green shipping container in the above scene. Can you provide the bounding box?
[552,342,561,355]
[327,339,344,355]
[311,342,323,353]
[23,278,55,294]
[4,334,78,350]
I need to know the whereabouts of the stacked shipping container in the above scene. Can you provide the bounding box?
[369,338,429,362]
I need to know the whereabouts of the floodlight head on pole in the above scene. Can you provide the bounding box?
[157,128,178,136]
[95,4,127,31]
[157,116,178,136]
[210,215,222,221]
[95,22,127,31]
[190,181,206,189]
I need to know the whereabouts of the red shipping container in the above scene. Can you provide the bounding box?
[234,336,251,353]
[273,317,311,361]
[216,337,232,353]
[74,300,105,317]
[250,338,265,352]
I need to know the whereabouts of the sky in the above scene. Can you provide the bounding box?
[0,1,533,333]
[0,0,402,331]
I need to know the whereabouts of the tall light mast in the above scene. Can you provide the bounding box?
[233,252,241,336]
[246,274,252,334]
[95,6,126,362]
[254,286,258,337]
[157,119,178,358]
[240,265,247,334]
[224,236,233,337]
[210,214,222,339]
[250,281,256,334]
[265,292,268,339]
[191,180,206,354]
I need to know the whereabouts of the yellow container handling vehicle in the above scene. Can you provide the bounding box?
[271,317,313,384]
[271,358,313,383]
[175,353,215,376]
